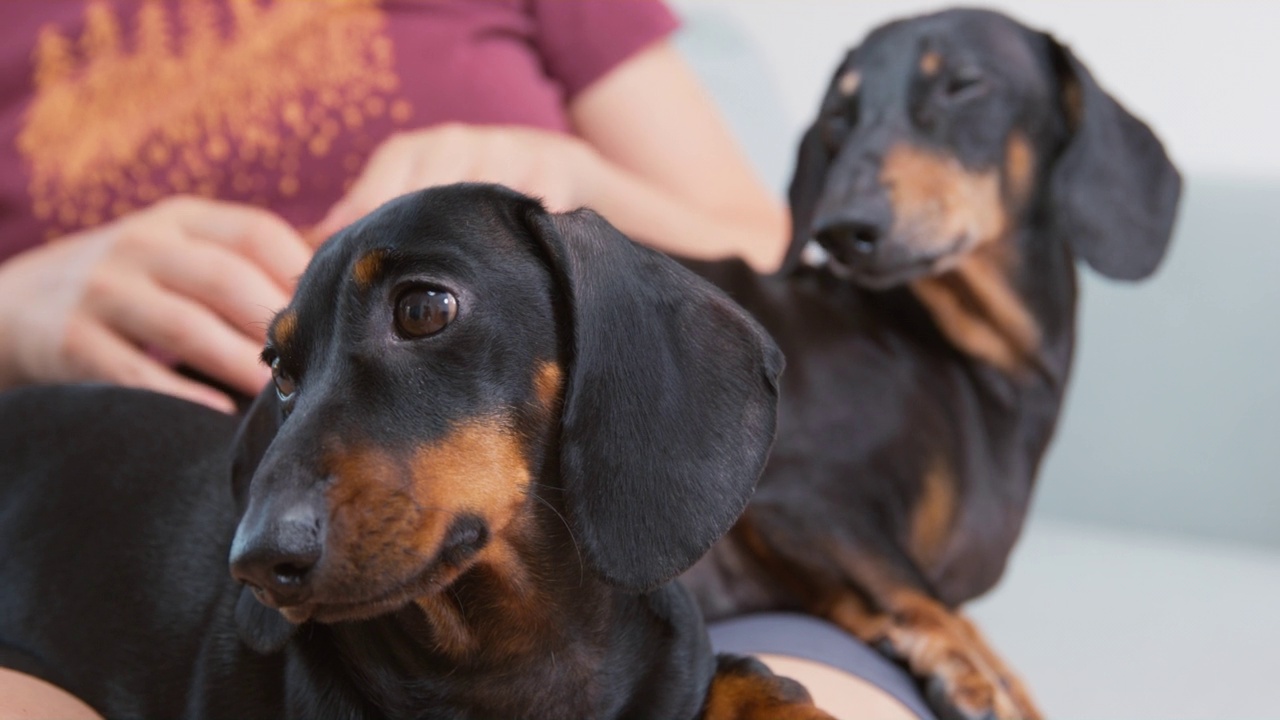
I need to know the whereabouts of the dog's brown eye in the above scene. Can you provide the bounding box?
[395,288,457,338]
[271,356,297,402]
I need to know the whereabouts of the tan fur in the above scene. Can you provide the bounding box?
[352,248,388,290]
[414,593,476,657]
[1003,132,1036,208]
[703,666,829,720]
[408,514,549,660]
[837,69,861,96]
[532,361,564,412]
[270,309,297,349]
[319,418,532,617]
[827,588,1040,720]
[907,460,957,572]
[880,144,1007,266]
[910,243,1040,375]
[883,140,1041,375]
[919,51,942,76]
[409,419,531,526]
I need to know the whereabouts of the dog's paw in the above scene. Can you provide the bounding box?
[919,656,1030,720]
[832,594,1042,720]
[702,654,837,720]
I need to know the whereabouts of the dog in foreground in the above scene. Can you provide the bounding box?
[683,8,1180,720]
[0,185,833,719]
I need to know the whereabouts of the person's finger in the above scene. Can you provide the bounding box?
[61,318,237,413]
[162,197,312,293]
[143,239,290,343]
[90,274,272,397]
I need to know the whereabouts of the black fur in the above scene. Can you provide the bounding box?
[681,9,1180,720]
[0,185,796,720]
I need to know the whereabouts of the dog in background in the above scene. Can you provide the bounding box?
[0,185,833,720]
[682,9,1180,719]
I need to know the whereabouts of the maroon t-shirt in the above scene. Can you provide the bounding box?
[0,0,678,262]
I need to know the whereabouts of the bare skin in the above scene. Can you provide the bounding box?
[0,197,310,412]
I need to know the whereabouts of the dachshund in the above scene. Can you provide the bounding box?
[681,9,1181,720]
[0,184,832,720]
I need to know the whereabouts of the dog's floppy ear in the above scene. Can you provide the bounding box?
[782,121,833,272]
[230,385,282,510]
[524,206,784,591]
[1044,36,1181,280]
[781,59,851,273]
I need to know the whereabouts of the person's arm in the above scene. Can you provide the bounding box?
[316,42,788,272]
[567,41,788,271]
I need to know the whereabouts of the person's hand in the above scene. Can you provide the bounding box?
[315,124,598,238]
[0,197,311,412]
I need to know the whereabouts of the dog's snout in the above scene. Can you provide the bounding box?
[813,214,889,263]
[229,501,324,606]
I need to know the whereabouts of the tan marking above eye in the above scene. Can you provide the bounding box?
[270,309,297,348]
[837,69,861,96]
[352,248,389,290]
[920,50,942,76]
[532,361,564,411]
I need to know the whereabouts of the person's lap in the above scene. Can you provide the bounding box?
[0,614,932,720]
[710,613,935,720]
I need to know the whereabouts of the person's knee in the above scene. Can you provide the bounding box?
[0,668,102,720]
[756,654,919,720]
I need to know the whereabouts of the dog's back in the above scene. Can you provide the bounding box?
[0,385,241,717]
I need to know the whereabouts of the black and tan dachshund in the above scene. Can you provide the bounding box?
[682,9,1180,720]
[0,185,833,720]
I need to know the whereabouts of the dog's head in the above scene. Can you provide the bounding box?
[786,8,1181,286]
[227,184,782,652]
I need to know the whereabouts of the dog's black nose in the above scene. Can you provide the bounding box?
[229,502,324,607]
[812,214,887,264]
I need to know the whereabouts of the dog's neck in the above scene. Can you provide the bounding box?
[320,500,704,719]
[907,226,1077,393]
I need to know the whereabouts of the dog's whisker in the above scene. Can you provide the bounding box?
[528,488,584,588]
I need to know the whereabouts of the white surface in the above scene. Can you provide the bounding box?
[675,0,1280,183]
[970,518,1280,719]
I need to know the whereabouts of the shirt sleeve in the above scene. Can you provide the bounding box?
[529,0,680,101]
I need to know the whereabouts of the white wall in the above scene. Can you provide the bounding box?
[677,0,1280,181]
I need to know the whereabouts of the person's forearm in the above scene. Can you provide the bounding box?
[578,151,788,272]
